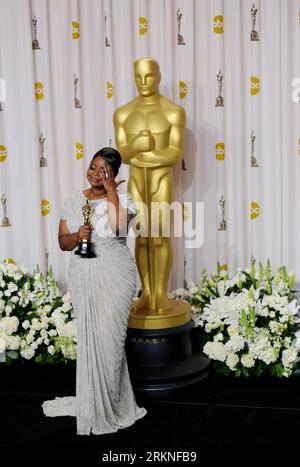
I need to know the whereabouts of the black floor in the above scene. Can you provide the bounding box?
[1,364,300,463]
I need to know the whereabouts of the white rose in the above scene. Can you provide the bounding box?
[5,305,12,315]
[20,339,27,349]
[225,335,245,352]
[40,317,49,329]
[61,303,72,313]
[20,347,35,360]
[260,347,277,365]
[241,353,255,368]
[203,341,227,362]
[10,295,19,303]
[62,292,71,303]
[0,337,6,352]
[6,335,21,350]
[26,334,35,344]
[0,316,19,334]
[31,318,42,331]
[214,333,224,342]
[226,352,239,371]
[40,328,48,338]
[47,345,55,355]
[282,347,298,368]
[227,325,239,337]
[22,320,31,330]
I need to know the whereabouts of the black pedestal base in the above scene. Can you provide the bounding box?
[128,351,211,397]
[125,320,211,397]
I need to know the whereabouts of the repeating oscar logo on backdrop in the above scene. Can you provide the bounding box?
[214,15,223,34]
[0,145,7,163]
[139,17,148,35]
[215,142,225,161]
[41,199,50,216]
[107,82,114,99]
[251,76,260,95]
[179,81,187,99]
[35,83,44,100]
[251,201,260,219]
[75,143,84,160]
[72,21,80,39]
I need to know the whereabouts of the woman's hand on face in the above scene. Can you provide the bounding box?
[100,162,125,193]
[77,225,92,241]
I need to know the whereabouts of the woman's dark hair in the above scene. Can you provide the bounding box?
[92,147,122,177]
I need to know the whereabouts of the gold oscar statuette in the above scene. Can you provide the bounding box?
[74,73,82,109]
[250,4,259,41]
[113,57,190,329]
[104,15,110,47]
[215,70,224,107]
[176,8,185,45]
[39,133,47,167]
[218,195,227,231]
[1,193,11,227]
[32,16,41,50]
[251,131,259,167]
[75,199,96,258]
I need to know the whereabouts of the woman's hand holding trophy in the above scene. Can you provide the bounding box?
[75,200,96,258]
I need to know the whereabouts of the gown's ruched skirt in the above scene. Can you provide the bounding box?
[42,238,147,435]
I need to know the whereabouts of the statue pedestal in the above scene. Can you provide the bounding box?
[128,299,191,329]
[125,314,211,397]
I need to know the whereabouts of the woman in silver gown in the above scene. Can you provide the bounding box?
[42,147,147,435]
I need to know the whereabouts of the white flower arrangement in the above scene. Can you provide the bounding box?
[0,260,76,366]
[170,260,300,378]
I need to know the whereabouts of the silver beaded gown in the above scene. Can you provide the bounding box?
[42,189,147,435]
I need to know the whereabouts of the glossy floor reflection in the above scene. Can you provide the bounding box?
[1,365,299,462]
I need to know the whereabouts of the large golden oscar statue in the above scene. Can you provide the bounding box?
[114,58,210,395]
[113,57,190,330]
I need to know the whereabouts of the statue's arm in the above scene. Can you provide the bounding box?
[113,109,153,163]
[137,107,186,167]
[113,110,134,163]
